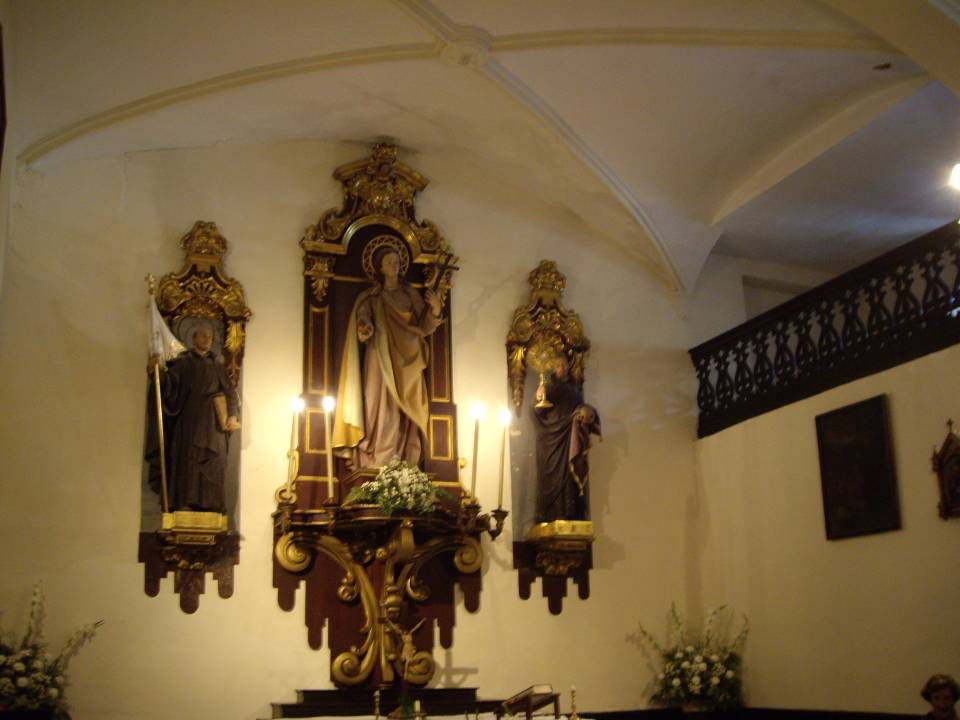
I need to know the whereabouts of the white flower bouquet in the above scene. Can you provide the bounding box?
[0,585,101,717]
[344,456,443,516]
[636,603,748,711]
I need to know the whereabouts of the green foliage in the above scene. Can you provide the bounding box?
[0,585,101,716]
[636,603,748,711]
[344,456,444,516]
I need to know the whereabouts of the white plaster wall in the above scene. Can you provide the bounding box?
[0,140,701,719]
[695,346,960,715]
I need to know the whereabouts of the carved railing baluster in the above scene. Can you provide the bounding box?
[794,309,818,375]
[773,321,796,385]
[690,221,960,437]
[921,249,951,315]
[892,261,921,327]
[816,299,841,366]
[733,340,753,398]
[752,331,774,393]
[714,350,735,410]
[694,355,715,414]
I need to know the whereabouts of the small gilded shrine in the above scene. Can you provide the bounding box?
[506,261,600,614]
[272,144,505,688]
[139,221,251,613]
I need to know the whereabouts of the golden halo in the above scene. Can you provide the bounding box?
[361,235,410,280]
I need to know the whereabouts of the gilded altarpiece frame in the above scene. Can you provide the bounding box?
[506,261,594,615]
[273,145,504,689]
[139,221,251,613]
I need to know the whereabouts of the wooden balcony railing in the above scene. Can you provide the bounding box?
[690,220,960,438]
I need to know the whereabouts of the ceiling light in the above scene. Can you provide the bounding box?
[950,163,960,190]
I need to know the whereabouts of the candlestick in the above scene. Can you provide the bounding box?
[322,395,336,499]
[285,397,305,500]
[289,397,304,452]
[497,407,511,508]
[469,402,485,497]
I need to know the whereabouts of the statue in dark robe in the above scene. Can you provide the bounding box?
[146,321,240,513]
[532,355,601,522]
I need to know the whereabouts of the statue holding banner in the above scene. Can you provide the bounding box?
[147,318,240,513]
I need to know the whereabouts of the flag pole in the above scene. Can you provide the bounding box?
[146,274,171,515]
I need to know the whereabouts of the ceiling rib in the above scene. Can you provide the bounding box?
[18,43,441,166]
[490,27,898,53]
[711,75,931,225]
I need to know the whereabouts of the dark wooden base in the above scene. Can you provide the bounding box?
[513,541,591,615]
[137,531,239,613]
[270,687,502,718]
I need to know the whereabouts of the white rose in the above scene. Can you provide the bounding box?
[685,645,694,653]
[694,655,703,663]
[710,654,719,662]
[672,678,681,687]
[55,675,64,684]
[725,670,735,679]
[657,673,665,680]
[700,663,708,671]
[15,677,29,687]
[674,651,684,659]
[12,662,25,672]
[681,661,690,669]
[31,660,43,670]
[691,675,701,684]
[710,676,720,685]
[47,687,59,699]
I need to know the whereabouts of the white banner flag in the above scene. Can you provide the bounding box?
[148,298,186,366]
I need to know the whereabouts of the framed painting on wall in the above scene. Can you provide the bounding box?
[815,395,901,540]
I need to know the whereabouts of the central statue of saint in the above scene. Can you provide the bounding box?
[333,245,444,469]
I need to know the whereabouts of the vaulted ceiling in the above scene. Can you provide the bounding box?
[6,0,960,292]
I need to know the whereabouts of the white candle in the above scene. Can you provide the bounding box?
[322,395,336,498]
[497,407,511,508]
[469,402,485,497]
[289,397,305,452]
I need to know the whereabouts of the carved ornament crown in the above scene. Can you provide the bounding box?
[506,261,590,413]
[154,221,251,384]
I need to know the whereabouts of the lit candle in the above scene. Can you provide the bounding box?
[322,395,336,498]
[497,407,511,508]
[469,402,485,497]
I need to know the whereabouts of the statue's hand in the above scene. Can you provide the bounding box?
[147,353,161,373]
[357,321,374,342]
[225,416,241,432]
[575,405,596,425]
[424,289,442,317]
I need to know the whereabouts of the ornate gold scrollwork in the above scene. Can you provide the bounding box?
[453,536,483,574]
[304,254,336,305]
[155,221,252,385]
[506,260,590,413]
[275,532,312,573]
[275,515,485,688]
[300,143,451,260]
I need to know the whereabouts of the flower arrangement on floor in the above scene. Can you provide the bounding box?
[0,585,102,718]
[344,456,443,516]
[635,603,748,711]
